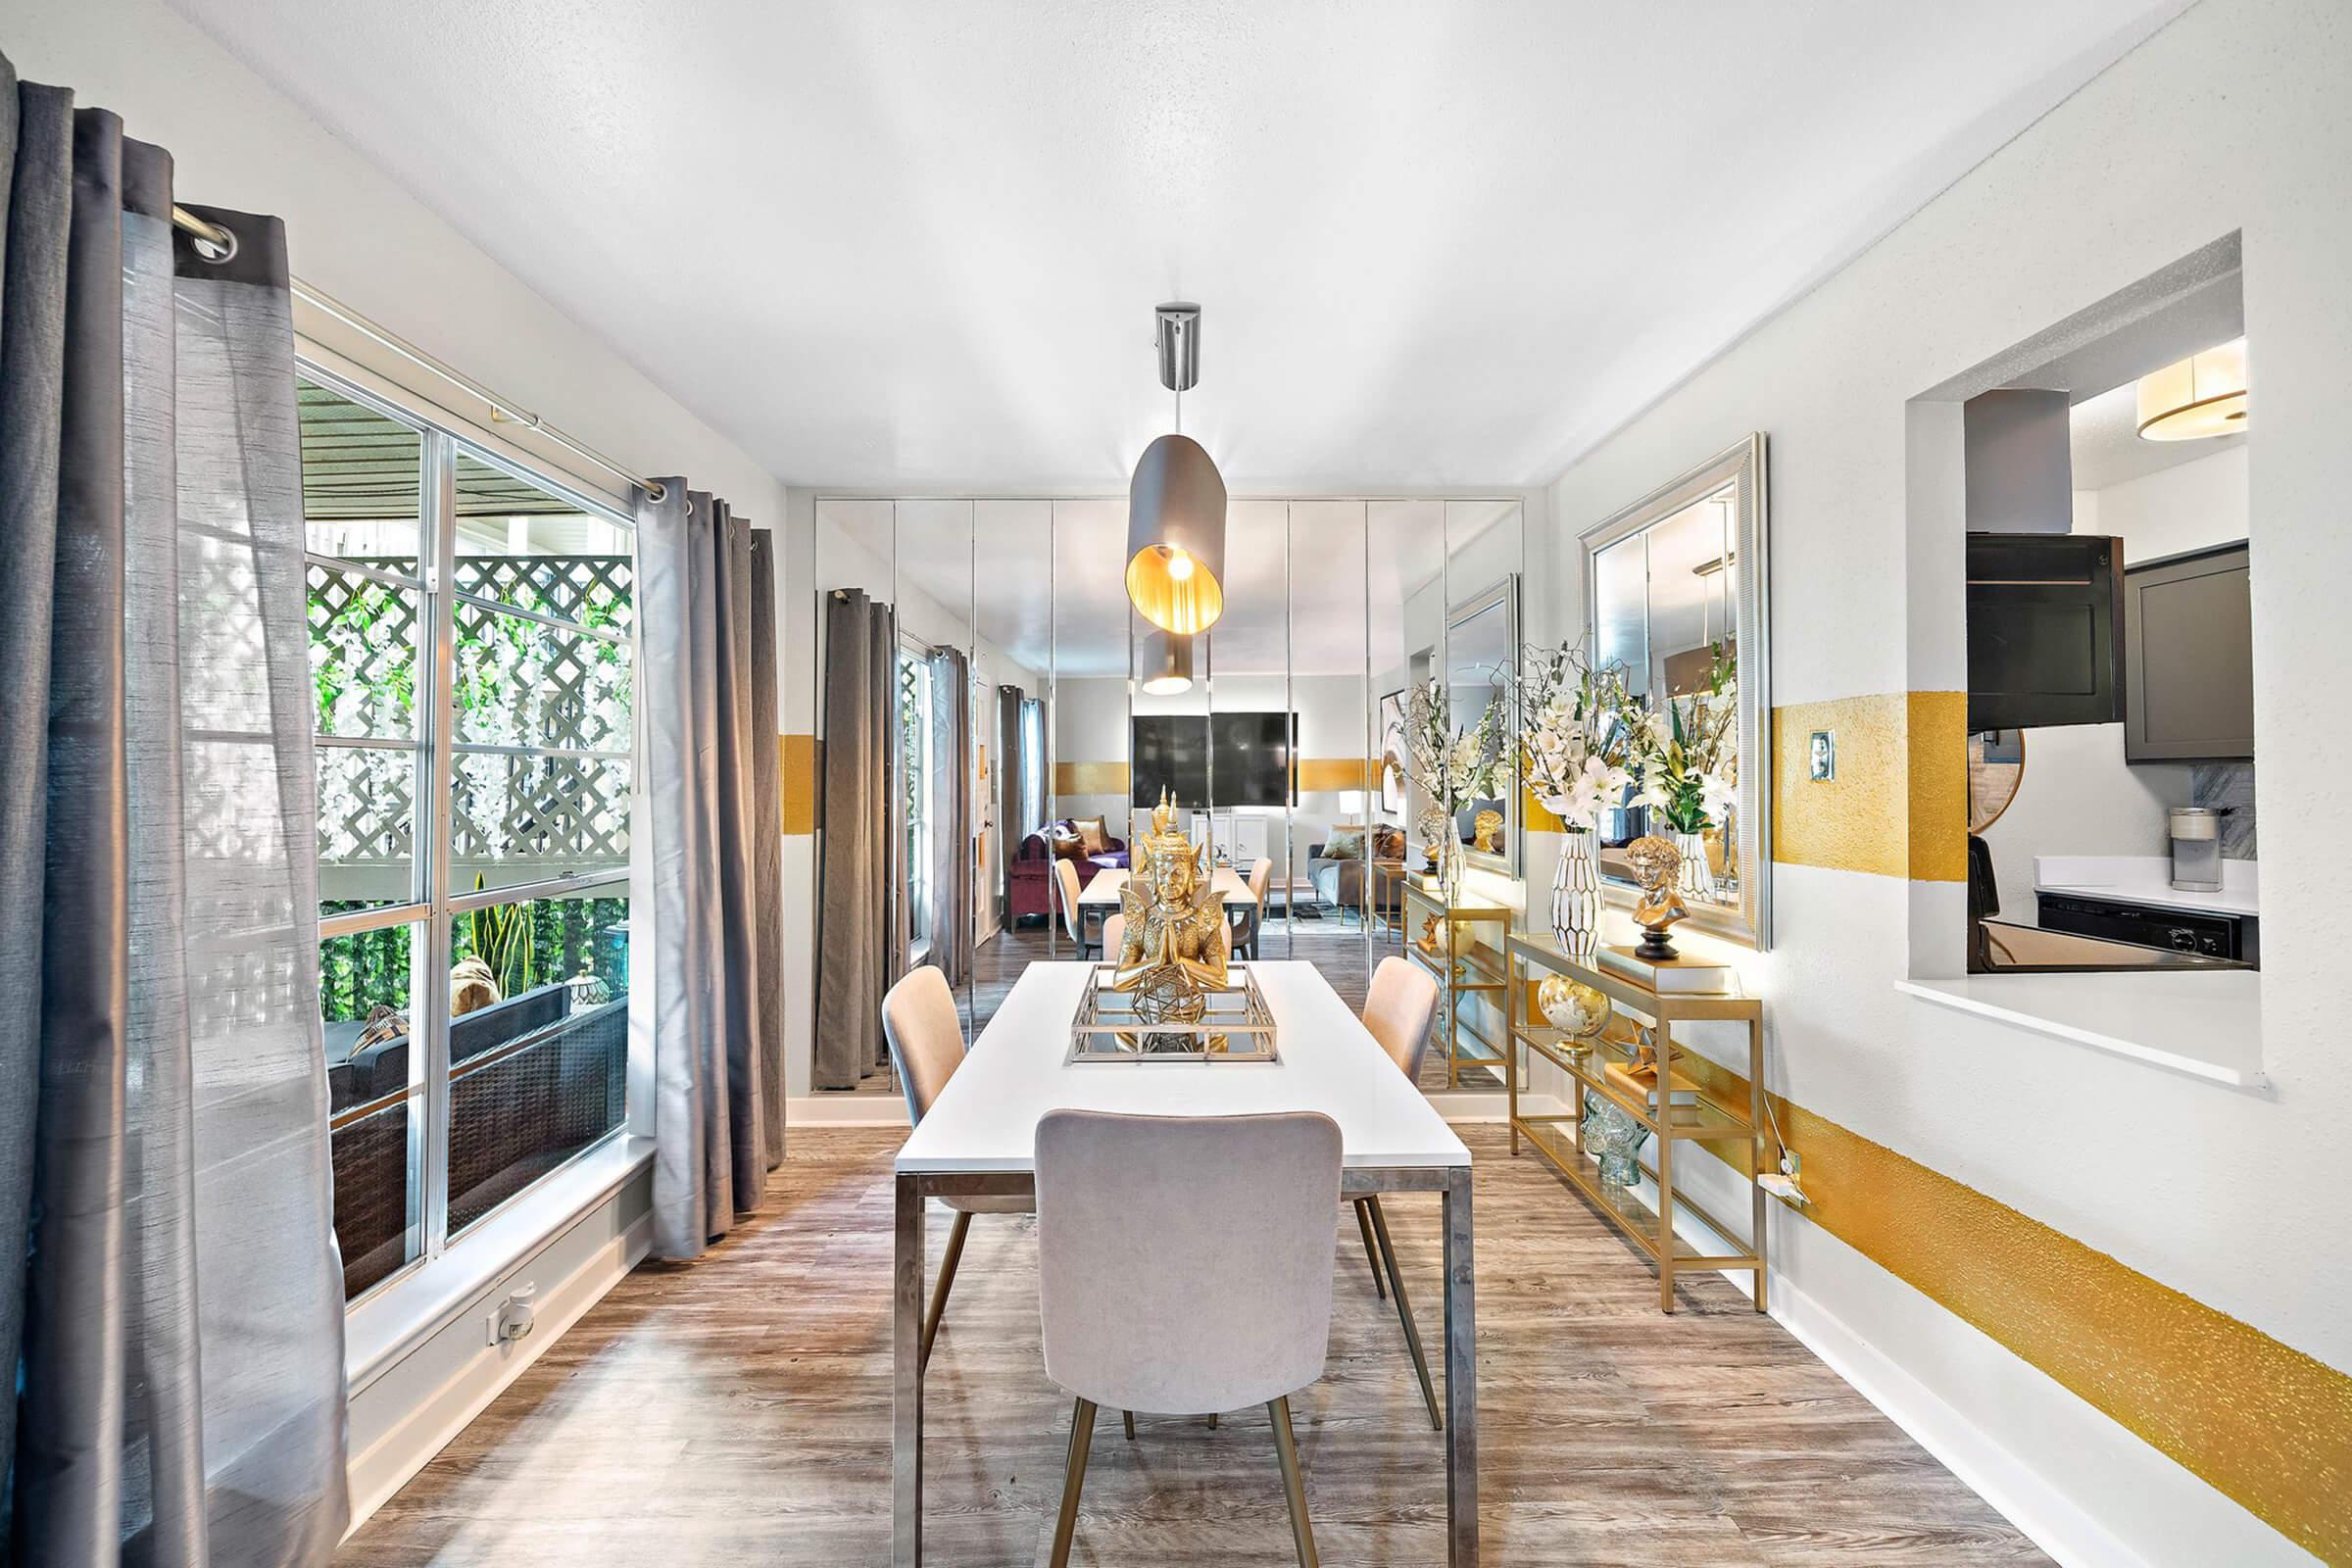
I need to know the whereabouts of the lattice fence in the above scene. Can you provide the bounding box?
[309,555,633,876]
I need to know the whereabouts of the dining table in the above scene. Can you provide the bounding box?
[892,958,1479,1564]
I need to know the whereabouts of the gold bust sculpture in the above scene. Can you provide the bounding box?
[1472,808,1505,854]
[1111,790,1230,1031]
[1623,833,1688,960]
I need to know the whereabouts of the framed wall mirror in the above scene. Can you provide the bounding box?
[1584,434,1771,949]
[1446,575,1519,875]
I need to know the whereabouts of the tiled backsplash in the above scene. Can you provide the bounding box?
[2190,762,2257,858]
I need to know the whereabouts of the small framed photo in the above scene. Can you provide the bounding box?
[1807,730,1836,782]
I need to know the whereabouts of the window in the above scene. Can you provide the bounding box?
[899,647,933,957]
[305,372,635,1301]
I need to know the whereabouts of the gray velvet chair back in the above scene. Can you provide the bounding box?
[1362,956,1440,1082]
[1034,1109,1342,1415]
[881,964,965,1125]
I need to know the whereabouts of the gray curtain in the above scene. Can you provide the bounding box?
[997,683,1021,920]
[637,485,780,1260]
[1,58,348,1563]
[927,646,973,989]
[748,532,784,1166]
[813,588,899,1089]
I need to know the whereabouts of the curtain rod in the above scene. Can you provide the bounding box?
[171,205,665,503]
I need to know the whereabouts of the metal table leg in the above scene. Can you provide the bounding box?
[894,1173,924,1565]
[1442,1165,1479,1565]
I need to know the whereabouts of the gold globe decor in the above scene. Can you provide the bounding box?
[1536,975,1612,1051]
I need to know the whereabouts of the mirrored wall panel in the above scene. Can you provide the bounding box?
[813,492,1528,1103]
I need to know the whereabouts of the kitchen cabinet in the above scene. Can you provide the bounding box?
[2124,542,2252,761]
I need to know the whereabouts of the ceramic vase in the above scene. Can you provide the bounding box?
[1673,828,1717,905]
[1549,828,1604,958]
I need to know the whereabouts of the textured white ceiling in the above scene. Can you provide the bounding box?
[173,0,2185,490]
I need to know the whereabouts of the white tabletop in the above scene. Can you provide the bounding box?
[897,960,1470,1173]
[1078,865,1257,906]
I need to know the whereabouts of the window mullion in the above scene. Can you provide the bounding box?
[417,428,461,1260]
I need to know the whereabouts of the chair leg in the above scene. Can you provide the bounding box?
[1352,1199,1387,1299]
[1267,1395,1318,1568]
[1366,1197,1444,1432]
[1123,1408,1136,1441]
[1050,1396,1097,1568]
[920,1210,971,1370]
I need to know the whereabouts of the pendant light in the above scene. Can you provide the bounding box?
[1126,304,1227,636]
[2136,338,2248,441]
[1137,625,1196,696]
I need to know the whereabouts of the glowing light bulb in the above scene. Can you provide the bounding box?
[1164,547,1194,581]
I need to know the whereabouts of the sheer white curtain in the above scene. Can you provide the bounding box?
[1,63,347,1561]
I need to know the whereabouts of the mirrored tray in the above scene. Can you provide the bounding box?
[1068,963,1279,1063]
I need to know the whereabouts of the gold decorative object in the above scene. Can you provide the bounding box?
[1110,789,1229,1033]
[1535,975,1611,1053]
[1624,833,1689,960]
[1472,808,1505,853]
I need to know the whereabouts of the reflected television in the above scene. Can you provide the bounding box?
[1131,712,1296,808]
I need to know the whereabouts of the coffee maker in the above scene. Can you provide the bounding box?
[2168,807,2225,893]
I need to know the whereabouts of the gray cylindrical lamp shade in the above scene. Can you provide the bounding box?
[1137,626,1195,696]
[1125,433,1227,636]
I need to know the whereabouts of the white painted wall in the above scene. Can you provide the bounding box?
[1539,2,2346,1561]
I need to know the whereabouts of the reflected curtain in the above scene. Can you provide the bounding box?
[636,486,780,1258]
[813,588,898,1090]
[927,646,972,988]
[996,683,1021,919]
[0,57,348,1562]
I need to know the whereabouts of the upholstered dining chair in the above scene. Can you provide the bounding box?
[1036,1108,1342,1568]
[1053,858,1098,957]
[1354,956,1446,1430]
[1233,855,1276,957]
[880,965,1029,1369]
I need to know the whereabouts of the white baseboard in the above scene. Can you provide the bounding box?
[789,1092,910,1127]
[344,1185,652,1533]
[1767,1268,2137,1568]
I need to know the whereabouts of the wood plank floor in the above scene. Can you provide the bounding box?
[338,1124,2047,1566]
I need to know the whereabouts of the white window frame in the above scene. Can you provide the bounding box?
[305,360,640,1310]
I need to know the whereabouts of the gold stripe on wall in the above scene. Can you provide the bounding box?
[780,734,819,836]
[1769,691,1966,881]
[1523,784,1565,834]
[1651,1045,2352,1560]
[1054,760,1129,796]
[1296,757,1372,794]
[1905,689,1969,883]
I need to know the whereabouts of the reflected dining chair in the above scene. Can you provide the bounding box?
[1054,858,1100,957]
[1233,855,1275,958]
[880,965,1028,1369]
[1036,1108,1343,1568]
[1354,955,1446,1429]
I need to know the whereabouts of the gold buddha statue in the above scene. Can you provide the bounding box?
[1111,790,1230,1030]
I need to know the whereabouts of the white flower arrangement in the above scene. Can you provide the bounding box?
[1513,643,1640,832]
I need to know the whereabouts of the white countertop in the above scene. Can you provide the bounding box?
[898,960,1469,1172]
[2033,856,2259,919]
